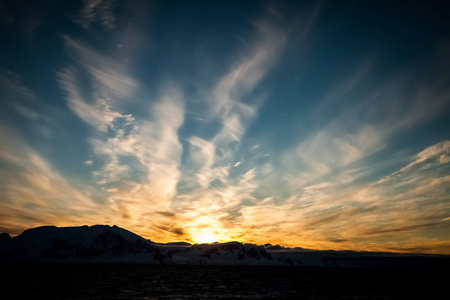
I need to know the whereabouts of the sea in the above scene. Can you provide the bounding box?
[1,264,448,299]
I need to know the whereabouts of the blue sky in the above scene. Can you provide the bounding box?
[1,0,449,253]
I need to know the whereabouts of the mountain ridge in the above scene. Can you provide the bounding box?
[1,225,449,269]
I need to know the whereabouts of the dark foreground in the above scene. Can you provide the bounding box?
[1,264,448,299]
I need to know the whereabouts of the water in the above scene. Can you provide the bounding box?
[1,264,448,299]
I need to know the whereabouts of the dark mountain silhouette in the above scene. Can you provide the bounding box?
[1,225,449,269]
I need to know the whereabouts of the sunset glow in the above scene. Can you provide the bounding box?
[0,1,449,254]
[192,228,222,244]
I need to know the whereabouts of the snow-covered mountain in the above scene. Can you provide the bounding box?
[1,225,448,268]
[0,225,156,263]
[0,225,278,265]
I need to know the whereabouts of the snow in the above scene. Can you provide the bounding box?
[1,225,446,269]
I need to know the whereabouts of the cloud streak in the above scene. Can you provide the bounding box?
[230,140,450,253]
[0,126,99,233]
[76,0,117,29]
[58,35,188,241]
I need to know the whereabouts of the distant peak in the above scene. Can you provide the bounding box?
[22,225,57,233]
[166,242,191,246]
[0,232,11,241]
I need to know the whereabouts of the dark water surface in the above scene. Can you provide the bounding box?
[1,264,448,299]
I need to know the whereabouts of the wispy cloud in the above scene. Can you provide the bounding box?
[0,68,36,100]
[58,36,138,141]
[0,126,98,233]
[62,36,137,100]
[179,7,293,202]
[76,0,117,30]
[59,68,131,132]
[0,69,53,138]
[209,15,286,156]
[58,34,187,240]
[128,88,185,202]
[282,49,450,191]
[62,38,185,192]
[230,140,450,253]
[398,140,450,173]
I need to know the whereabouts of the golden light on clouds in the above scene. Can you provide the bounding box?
[1,1,450,256]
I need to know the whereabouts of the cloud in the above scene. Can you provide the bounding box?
[399,140,450,173]
[0,68,36,100]
[293,124,384,182]
[281,48,450,191]
[84,87,185,214]
[62,36,137,101]
[59,68,130,132]
[13,103,41,120]
[179,8,292,201]
[157,211,176,218]
[58,39,137,136]
[129,89,185,201]
[91,90,185,239]
[188,137,217,188]
[54,31,189,242]
[332,141,449,243]
[0,126,99,232]
[58,36,143,185]
[0,69,54,139]
[209,15,286,157]
[76,0,117,29]
[207,140,450,253]
[90,131,133,184]
[171,227,184,236]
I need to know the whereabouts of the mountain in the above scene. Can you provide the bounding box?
[1,225,449,269]
[0,225,154,263]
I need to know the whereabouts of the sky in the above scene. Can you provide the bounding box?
[0,0,449,254]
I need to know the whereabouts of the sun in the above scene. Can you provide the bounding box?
[192,228,221,244]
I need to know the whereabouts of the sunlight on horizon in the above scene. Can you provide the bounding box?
[191,227,225,244]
